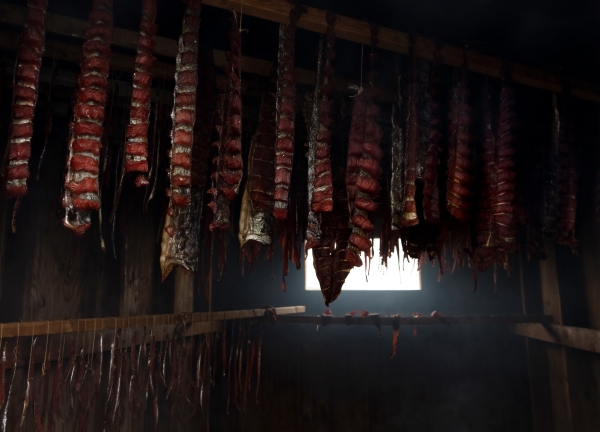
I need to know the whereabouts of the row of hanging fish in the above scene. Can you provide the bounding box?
[384,43,579,285]
[2,0,586,306]
[0,321,261,431]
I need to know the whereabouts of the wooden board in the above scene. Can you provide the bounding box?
[278,314,552,326]
[578,217,600,422]
[174,266,195,314]
[119,186,158,317]
[0,306,306,338]
[538,240,573,432]
[510,323,600,354]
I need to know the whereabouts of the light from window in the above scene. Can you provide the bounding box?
[305,238,421,291]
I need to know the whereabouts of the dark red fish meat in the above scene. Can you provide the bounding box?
[169,0,202,208]
[400,37,419,227]
[422,43,443,223]
[492,66,519,259]
[556,99,578,253]
[63,0,113,234]
[273,6,305,220]
[208,15,243,230]
[125,0,158,185]
[346,26,382,268]
[192,44,217,190]
[476,80,498,272]
[5,0,48,198]
[446,55,473,223]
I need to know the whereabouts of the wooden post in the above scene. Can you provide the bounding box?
[578,218,600,422]
[119,186,156,317]
[174,266,194,314]
[519,254,554,432]
[539,241,573,432]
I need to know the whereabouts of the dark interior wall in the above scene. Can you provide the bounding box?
[1,0,599,430]
[206,240,537,431]
[211,322,532,432]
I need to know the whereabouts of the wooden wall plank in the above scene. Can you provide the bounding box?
[510,323,600,354]
[526,339,554,432]
[579,217,600,424]
[174,267,195,314]
[0,306,306,339]
[539,240,573,432]
[519,253,554,432]
[119,186,158,317]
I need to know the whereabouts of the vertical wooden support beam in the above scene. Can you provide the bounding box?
[174,266,194,314]
[579,218,600,421]
[519,255,553,432]
[539,240,573,432]
[119,187,156,317]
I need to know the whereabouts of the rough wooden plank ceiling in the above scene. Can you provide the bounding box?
[202,0,600,102]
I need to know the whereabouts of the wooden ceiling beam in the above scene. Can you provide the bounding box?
[0,2,384,99]
[203,0,600,103]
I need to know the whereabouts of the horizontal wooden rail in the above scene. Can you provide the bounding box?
[510,323,600,355]
[202,0,600,103]
[0,306,305,339]
[0,306,304,368]
[2,1,598,101]
[278,314,553,326]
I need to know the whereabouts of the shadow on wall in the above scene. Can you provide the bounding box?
[208,243,535,431]
[210,313,532,431]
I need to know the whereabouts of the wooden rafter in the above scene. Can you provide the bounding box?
[202,0,600,103]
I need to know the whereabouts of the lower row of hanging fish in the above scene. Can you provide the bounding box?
[0,321,262,431]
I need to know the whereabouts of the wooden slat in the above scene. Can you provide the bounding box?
[518,254,554,432]
[3,320,225,370]
[0,305,306,338]
[539,240,574,432]
[202,0,600,103]
[510,323,600,354]
[576,217,600,424]
[277,314,552,326]
[174,266,195,314]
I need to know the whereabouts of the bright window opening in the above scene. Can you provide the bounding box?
[305,238,421,291]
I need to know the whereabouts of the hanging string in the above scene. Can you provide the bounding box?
[238,1,249,33]
[28,333,35,373]
[59,321,65,362]
[14,323,19,359]
[42,321,50,373]
[75,319,81,356]
[88,319,96,368]
[350,44,364,97]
